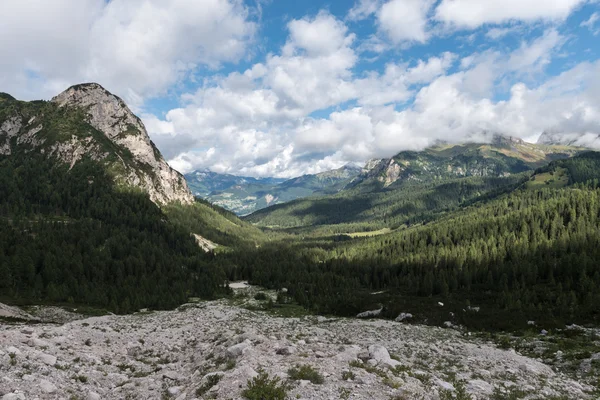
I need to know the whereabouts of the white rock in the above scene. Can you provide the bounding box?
[2,394,25,400]
[368,345,400,369]
[395,313,413,322]
[39,379,57,394]
[86,392,101,400]
[167,386,182,396]
[435,378,455,391]
[467,379,494,395]
[37,352,57,366]
[6,346,21,355]
[356,308,382,318]
[227,340,252,358]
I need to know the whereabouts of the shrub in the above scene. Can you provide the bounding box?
[254,292,269,301]
[287,364,324,384]
[196,373,222,397]
[341,370,355,380]
[242,370,290,400]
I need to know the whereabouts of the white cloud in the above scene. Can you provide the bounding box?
[581,12,600,34]
[435,0,587,29]
[377,0,435,43]
[347,0,381,21]
[0,0,256,106]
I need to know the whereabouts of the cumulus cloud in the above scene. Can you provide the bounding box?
[3,0,600,178]
[434,0,587,29]
[0,0,256,106]
[145,19,600,178]
[377,0,435,44]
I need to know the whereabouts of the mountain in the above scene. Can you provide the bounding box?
[1,83,192,204]
[185,170,286,197]
[185,164,361,215]
[348,135,581,189]
[245,136,583,230]
[0,83,264,313]
[538,129,600,148]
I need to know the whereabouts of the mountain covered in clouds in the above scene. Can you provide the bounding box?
[537,130,600,148]
[185,165,361,215]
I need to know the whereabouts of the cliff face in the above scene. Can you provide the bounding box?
[0,83,193,205]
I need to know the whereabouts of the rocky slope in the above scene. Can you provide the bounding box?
[0,83,193,205]
[0,298,593,400]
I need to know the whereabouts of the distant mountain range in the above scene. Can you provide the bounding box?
[185,165,361,215]
[245,134,585,229]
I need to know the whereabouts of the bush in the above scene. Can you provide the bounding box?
[242,370,290,400]
[254,292,269,301]
[196,373,222,397]
[287,364,324,384]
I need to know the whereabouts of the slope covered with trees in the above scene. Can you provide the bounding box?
[0,153,229,313]
[228,153,600,330]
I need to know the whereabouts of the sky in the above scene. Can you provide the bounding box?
[1,0,600,178]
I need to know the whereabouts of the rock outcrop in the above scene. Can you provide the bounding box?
[0,83,193,205]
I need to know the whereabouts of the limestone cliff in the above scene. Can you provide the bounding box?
[0,83,193,205]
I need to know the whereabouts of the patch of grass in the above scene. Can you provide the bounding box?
[339,387,352,399]
[242,370,290,400]
[196,373,222,397]
[342,370,355,381]
[73,375,88,383]
[287,364,324,384]
[349,360,387,378]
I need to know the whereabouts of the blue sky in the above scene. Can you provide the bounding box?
[1,0,600,177]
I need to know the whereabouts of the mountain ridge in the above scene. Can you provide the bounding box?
[186,164,361,215]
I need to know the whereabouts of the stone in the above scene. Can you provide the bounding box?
[163,371,183,381]
[395,313,413,322]
[276,346,296,356]
[40,379,57,394]
[167,386,182,396]
[6,346,21,355]
[20,328,34,335]
[357,351,370,362]
[368,345,400,369]
[2,394,26,400]
[435,378,455,391]
[467,379,494,395]
[227,340,252,358]
[315,351,326,358]
[37,352,57,366]
[86,392,101,400]
[356,308,382,318]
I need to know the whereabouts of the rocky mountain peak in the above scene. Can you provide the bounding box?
[1,83,194,205]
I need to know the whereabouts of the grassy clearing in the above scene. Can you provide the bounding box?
[526,167,569,189]
[344,228,393,238]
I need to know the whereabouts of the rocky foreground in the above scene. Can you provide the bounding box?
[0,299,595,400]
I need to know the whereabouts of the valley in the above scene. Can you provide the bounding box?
[2,84,600,399]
